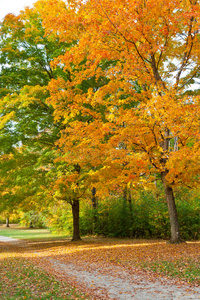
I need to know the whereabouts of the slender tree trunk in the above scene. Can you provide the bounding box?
[71,199,81,241]
[29,222,33,229]
[91,187,98,234]
[123,187,134,217]
[123,186,134,237]
[161,171,183,243]
[6,217,9,227]
[154,179,159,201]
[123,186,127,201]
[128,189,133,216]
[127,189,134,238]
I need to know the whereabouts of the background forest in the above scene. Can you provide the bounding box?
[0,0,199,243]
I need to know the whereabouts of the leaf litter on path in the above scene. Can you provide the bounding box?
[1,237,200,299]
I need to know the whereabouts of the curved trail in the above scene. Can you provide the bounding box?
[44,257,200,300]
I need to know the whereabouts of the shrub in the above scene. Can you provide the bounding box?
[19,210,46,229]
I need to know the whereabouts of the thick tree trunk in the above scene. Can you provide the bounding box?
[71,199,81,241]
[6,217,10,227]
[161,172,183,243]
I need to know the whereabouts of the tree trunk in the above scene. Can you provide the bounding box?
[123,186,127,201]
[91,187,98,234]
[128,189,133,216]
[29,222,33,229]
[71,199,81,241]
[161,172,183,243]
[127,189,134,238]
[6,217,10,227]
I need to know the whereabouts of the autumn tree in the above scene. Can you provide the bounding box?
[0,8,65,230]
[38,0,200,243]
[0,4,100,240]
[0,7,67,152]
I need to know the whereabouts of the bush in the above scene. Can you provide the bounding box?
[32,187,199,240]
[44,202,73,235]
[79,187,199,240]
[19,210,46,229]
[176,189,200,240]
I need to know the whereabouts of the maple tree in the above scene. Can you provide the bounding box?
[37,0,200,243]
[0,8,63,154]
[0,8,62,230]
[0,5,96,240]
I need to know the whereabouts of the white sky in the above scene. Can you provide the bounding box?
[0,0,36,21]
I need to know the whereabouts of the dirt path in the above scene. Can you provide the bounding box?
[1,237,200,300]
[43,257,200,300]
[0,235,18,242]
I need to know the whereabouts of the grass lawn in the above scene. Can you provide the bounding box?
[0,225,69,240]
[0,256,88,300]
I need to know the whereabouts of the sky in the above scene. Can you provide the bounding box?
[0,0,36,21]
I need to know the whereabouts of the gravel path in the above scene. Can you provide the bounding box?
[1,236,200,300]
[45,257,200,300]
[0,235,18,242]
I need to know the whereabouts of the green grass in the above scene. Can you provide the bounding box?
[0,257,88,300]
[141,259,200,284]
[0,227,90,299]
[0,226,69,240]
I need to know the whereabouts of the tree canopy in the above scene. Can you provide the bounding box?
[0,0,199,243]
